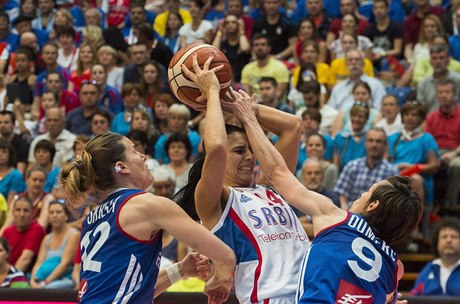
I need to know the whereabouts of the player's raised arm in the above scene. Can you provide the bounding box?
[224,90,344,224]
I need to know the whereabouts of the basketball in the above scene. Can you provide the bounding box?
[168,43,233,108]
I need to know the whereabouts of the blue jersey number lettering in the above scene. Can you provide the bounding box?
[347,237,382,282]
[81,221,110,273]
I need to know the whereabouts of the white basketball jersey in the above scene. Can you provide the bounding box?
[211,185,310,303]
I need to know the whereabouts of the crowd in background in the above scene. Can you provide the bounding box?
[0,0,459,296]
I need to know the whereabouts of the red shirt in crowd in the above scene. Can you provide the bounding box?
[425,105,460,150]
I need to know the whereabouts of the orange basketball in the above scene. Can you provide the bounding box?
[168,43,233,108]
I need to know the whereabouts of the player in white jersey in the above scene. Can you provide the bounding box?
[225,88,423,304]
[175,54,310,303]
[59,131,235,304]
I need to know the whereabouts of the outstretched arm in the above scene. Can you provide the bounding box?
[224,90,345,230]
[181,54,229,230]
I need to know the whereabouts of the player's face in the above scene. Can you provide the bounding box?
[120,138,153,189]
[225,132,255,187]
[437,228,460,259]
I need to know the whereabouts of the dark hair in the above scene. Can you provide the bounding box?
[342,13,359,28]
[60,133,127,210]
[127,129,149,146]
[46,71,62,81]
[259,76,277,87]
[14,196,33,209]
[165,12,183,37]
[301,108,322,124]
[306,132,326,148]
[364,176,422,247]
[251,33,271,46]
[92,108,112,125]
[0,140,17,167]
[138,23,155,41]
[34,139,56,163]
[165,132,192,161]
[56,25,76,38]
[0,110,15,124]
[350,102,370,120]
[42,41,59,51]
[142,60,163,96]
[0,12,10,23]
[373,0,389,7]
[299,18,318,40]
[174,125,245,221]
[15,47,33,61]
[0,237,10,254]
[436,78,456,91]
[431,217,460,257]
[297,63,318,89]
[298,79,321,96]
[401,102,427,121]
[190,0,205,9]
[102,26,129,52]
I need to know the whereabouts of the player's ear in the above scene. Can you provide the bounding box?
[366,200,380,212]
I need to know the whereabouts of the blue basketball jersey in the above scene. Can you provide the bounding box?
[79,189,162,303]
[296,212,399,304]
[212,185,310,303]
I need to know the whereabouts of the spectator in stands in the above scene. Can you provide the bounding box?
[364,0,403,71]
[13,15,48,51]
[130,108,157,156]
[159,132,193,190]
[295,81,338,134]
[449,6,460,61]
[411,217,460,296]
[151,165,177,197]
[0,12,19,54]
[412,33,460,86]
[334,128,399,209]
[441,0,460,35]
[329,33,375,85]
[0,237,29,288]
[123,42,149,85]
[375,94,403,136]
[90,108,111,137]
[32,140,60,193]
[43,72,80,115]
[326,0,369,46]
[252,0,297,59]
[417,44,460,113]
[1,196,46,273]
[154,0,191,38]
[299,133,337,191]
[68,42,96,93]
[82,25,104,50]
[126,130,159,178]
[96,46,123,92]
[291,0,333,40]
[154,104,201,164]
[298,107,335,159]
[122,3,147,45]
[3,166,53,230]
[212,13,251,84]
[328,13,373,61]
[403,0,443,54]
[0,140,26,203]
[30,199,79,289]
[258,77,293,114]
[0,111,30,174]
[4,32,42,78]
[141,61,168,109]
[90,64,122,114]
[152,93,174,136]
[31,0,55,33]
[179,0,213,48]
[29,108,76,168]
[331,80,381,137]
[19,0,37,19]
[67,80,103,136]
[226,0,253,39]
[56,26,78,72]
[328,49,386,111]
[300,158,339,206]
[32,42,70,118]
[161,12,183,54]
[293,19,327,64]
[137,24,173,73]
[241,34,289,98]
[111,83,146,136]
[425,79,460,209]
[333,102,369,169]
[387,101,439,234]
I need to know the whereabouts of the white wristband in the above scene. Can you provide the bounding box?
[165,263,182,284]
